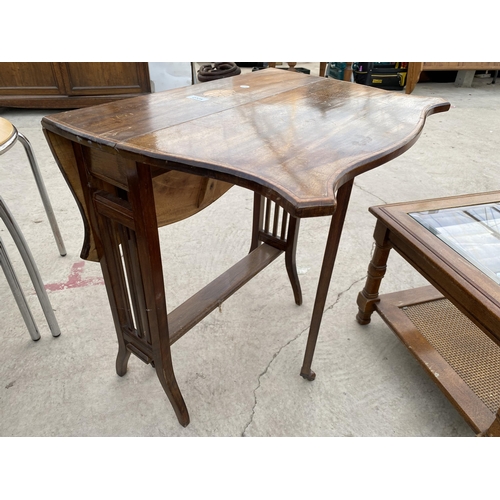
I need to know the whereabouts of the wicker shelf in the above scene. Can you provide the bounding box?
[375,285,499,435]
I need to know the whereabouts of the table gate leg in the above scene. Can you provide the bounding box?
[75,139,190,426]
[356,221,392,325]
[96,223,134,378]
[127,163,190,427]
[71,142,134,376]
[300,180,353,381]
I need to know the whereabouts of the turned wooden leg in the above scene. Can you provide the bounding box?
[300,180,353,381]
[356,221,392,325]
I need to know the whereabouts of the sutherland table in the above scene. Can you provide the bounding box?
[357,191,500,436]
[42,68,449,426]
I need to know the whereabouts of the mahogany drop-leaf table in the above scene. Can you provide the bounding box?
[42,69,449,426]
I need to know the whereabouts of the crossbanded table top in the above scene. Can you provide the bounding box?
[42,68,450,217]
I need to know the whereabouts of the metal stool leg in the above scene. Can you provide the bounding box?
[0,196,61,337]
[0,235,41,341]
[16,131,67,257]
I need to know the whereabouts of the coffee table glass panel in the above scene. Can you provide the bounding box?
[410,202,500,284]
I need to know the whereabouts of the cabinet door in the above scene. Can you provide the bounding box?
[0,62,66,95]
[60,62,151,96]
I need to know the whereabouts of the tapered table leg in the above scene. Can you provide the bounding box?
[300,180,353,381]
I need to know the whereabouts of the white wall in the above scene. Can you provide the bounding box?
[148,62,193,92]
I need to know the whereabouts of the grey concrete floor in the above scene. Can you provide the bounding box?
[1,64,499,437]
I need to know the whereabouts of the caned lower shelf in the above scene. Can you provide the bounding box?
[373,285,500,435]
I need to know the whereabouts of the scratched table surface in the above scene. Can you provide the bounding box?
[42,68,450,218]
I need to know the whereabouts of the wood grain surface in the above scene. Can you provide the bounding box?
[42,68,450,218]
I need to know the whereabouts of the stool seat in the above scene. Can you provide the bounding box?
[0,117,16,153]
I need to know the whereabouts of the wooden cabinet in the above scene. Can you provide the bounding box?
[0,63,151,108]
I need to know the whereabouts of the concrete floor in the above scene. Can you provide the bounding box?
[1,63,499,437]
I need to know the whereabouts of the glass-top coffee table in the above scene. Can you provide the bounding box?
[356,191,500,436]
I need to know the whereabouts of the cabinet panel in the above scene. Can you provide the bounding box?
[0,62,151,108]
[0,62,65,95]
[61,62,151,96]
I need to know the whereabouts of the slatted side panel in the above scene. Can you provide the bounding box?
[118,225,152,345]
[262,198,289,247]
[265,197,289,238]
[95,197,154,364]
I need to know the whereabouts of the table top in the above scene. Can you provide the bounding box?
[370,191,500,341]
[42,68,450,217]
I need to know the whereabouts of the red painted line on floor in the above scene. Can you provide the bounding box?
[45,260,104,291]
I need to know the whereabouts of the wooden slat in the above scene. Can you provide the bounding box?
[258,231,287,251]
[280,211,288,240]
[123,329,153,363]
[118,226,147,340]
[94,192,135,230]
[272,203,280,237]
[264,198,271,233]
[168,243,282,345]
